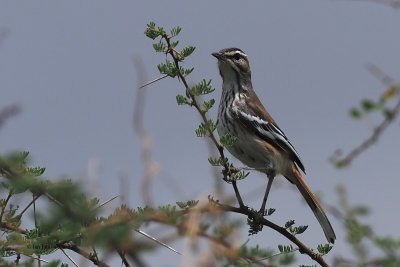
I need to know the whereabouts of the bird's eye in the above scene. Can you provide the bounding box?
[232,53,241,60]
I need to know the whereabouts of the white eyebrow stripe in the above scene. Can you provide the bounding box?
[226,50,247,57]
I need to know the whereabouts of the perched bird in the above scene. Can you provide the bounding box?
[212,48,336,243]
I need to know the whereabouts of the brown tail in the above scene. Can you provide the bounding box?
[286,165,336,243]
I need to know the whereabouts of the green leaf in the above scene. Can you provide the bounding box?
[239,244,274,259]
[207,157,228,166]
[232,170,249,181]
[247,209,264,235]
[219,133,237,147]
[195,119,217,137]
[188,79,215,96]
[145,22,162,40]
[181,46,196,58]
[352,205,369,216]
[284,220,295,229]
[182,67,194,76]
[176,94,192,106]
[203,99,215,112]
[153,40,167,53]
[278,253,296,265]
[176,200,199,209]
[374,236,400,251]
[349,108,362,119]
[289,225,308,235]
[27,166,46,176]
[157,60,178,78]
[361,99,375,112]
[266,208,276,216]
[317,243,333,255]
[170,26,182,37]
[170,40,179,48]
[277,244,295,253]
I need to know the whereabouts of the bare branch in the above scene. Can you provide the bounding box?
[133,57,158,207]
[333,65,400,167]
[0,104,21,130]
[344,0,400,8]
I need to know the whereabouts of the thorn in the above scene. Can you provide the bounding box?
[60,248,79,267]
[96,195,119,210]
[135,229,181,255]
[139,75,169,89]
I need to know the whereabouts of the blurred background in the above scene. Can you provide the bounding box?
[1,1,399,266]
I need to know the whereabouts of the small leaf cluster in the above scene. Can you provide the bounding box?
[289,225,308,236]
[247,209,264,235]
[145,22,196,81]
[284,220,308,236]
[195,119,218,137]
[317,243,333,255]
[176,200,199,209]
[188,79,215,96]
[208,156,229,166]
[219,133,237,147]
[265,208,276,216]
[349,85,399,120]
[239,244,274,260]
[232,170,250,181]
[276,244,297,265]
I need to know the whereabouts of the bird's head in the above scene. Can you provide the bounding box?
[212,48,251,82]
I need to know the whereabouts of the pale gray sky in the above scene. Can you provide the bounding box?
[1,1,399,266]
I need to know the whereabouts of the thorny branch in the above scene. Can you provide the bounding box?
[218,204,330,267]
[142,27,330,266]
[144,207,274,267]
[0,221,112,267]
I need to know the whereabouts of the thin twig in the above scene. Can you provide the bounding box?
[17,193,42,218]
[117,250,131,267]
[58,242,111,267]
[231,181,245,208]
[24,254,49,263]
[92,246,100,263]
[32,193,41,267]
[133,57,157,207]
[13,253,20,266]
[4,247,49,263]
[0,222,27,234]
[0,104,21,130]
[0,190,13,221]
[61,248,79,267]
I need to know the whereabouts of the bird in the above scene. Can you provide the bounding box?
[212,47,336,243]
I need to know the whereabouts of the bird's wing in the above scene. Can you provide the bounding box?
[234,108,305,173]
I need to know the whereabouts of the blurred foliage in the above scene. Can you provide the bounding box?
[1,20,399,266]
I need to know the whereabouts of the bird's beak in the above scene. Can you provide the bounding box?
[212,52,223,60]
